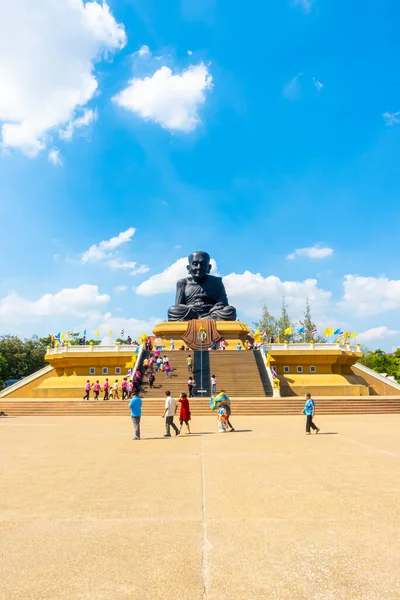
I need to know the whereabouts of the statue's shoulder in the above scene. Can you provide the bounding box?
[207,275,224,284]
[176,278,188,287]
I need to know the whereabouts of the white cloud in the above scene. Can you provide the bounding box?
[383,111,400,126]
[0,284,110,327]
[292,0,314,13]
[223,272,331,318]
[187,50,193,55]
[136,257,218,295]
[108,259,138,270]
[97,314,161,345]
[0,0,126,156]
[114,285,128,294]
[137,45,151,57]
[59,109,97,141]
[313,77,323,91]
[131,265,150,276]
[358,326,400,344]
[48,148,63,166]
[81,227,136,263]
[340,275,400,316]
[113,62,213,132]
[283,73,302,100]
[287,244,334,260]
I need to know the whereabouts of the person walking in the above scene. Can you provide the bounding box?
[188,377,195,398]
[83,380,92,400]
[127,379,134,399]
[156,357,163,371]
[113,379,120,400]
[302,393,320,435]
[165,362,171,377]
[148,371,155,389]
[162,391,180,437]
[103,378,109,401]
[93,380,101,400]
[211,374,217,395]
[170,339,175,351]
[178,393,191,434]
[186,354,193,373]
[121,377,128,400]
[129,392,142,440]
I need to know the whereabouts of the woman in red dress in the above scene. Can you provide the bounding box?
[178,393,191,434]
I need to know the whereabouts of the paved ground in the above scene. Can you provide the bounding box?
[1,414,399,600]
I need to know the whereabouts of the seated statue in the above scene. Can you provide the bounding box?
[168,251,237,321]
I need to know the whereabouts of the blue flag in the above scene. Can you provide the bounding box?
[83,329,87,336]
[55,332,61,341]
[298,327,305,334]
[334,328,341,335]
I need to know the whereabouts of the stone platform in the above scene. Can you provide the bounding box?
[1,415,399,599]
[153,319,250,349]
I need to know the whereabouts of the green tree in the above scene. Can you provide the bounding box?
[276,298,296,342]
[298,299,325,342]
[253,303,277,339]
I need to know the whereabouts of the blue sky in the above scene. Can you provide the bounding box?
[1,0,400,349]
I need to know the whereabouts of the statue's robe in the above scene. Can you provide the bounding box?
[168,275,237,322]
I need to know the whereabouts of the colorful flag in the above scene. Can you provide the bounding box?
[334,328,342,336]
[120,329,125,338]
[95,329,99,337]
[284,326,292,335]
[310,328,318,335]
[55,332,61,341]
[271,366,278,379]
[262,330,267,338]
[298,327,305,334]
[350,331,357,339]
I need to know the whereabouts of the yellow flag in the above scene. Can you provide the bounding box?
[284,326,292,335]
[95,329,99,337]
[109,329,113,337]
[266,353,275,362]
[277,335,281,343]
[61,332,65,341]
[254,329,260,336]
[343,330,350,339]
[324,327,334,336]
[350,331,357,339]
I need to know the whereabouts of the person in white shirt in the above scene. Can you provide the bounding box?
[211,375,217,395]
[162,390,180,437]
[163,356,169,364]
[113,379,119,400]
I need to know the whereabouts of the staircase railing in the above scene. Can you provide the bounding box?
[353,362,400,392]
[0,364,53,398]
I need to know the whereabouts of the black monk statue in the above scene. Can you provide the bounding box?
[168,251,237,321]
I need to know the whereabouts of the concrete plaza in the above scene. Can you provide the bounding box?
[1,414,399,600]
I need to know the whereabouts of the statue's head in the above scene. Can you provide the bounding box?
[187,251,211,282]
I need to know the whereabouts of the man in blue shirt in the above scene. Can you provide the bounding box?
[129,393,142,440]
[302,393,320,435]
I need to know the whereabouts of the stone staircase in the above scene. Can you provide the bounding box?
[1,397,400,416]
[208,350,271,397]
[140,350,194,398]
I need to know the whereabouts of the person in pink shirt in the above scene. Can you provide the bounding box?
[83,380,92,401]
[127,379,134,399]
[165,362,171,377]
[93,380,101,400]
[103,378,109,401]
[121,377,128,400]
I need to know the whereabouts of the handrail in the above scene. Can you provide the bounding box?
[133,344,145,375]
[46,344,140,356]
[259,348,275,390]
[262,343,359,351]
[0,364,53,398]
[353,362,400,391]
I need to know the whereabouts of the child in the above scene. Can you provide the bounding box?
[83,380,92,400]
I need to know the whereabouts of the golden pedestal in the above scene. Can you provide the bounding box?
[153,320,250,350]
